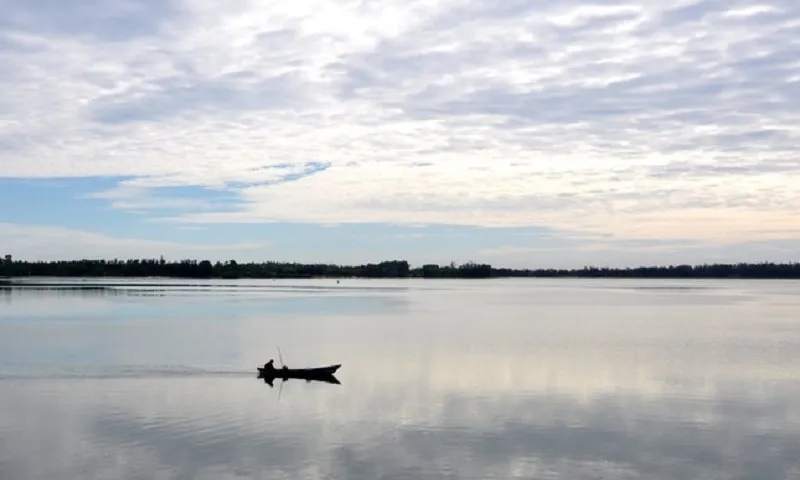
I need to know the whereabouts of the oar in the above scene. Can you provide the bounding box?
[276,346,286,402]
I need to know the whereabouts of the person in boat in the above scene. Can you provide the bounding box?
[263,359,275,372]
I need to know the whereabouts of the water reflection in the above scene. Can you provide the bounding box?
[259,374,341,387]
[0,280,412,322]
[3,377,800,479]
[2,279,800,479]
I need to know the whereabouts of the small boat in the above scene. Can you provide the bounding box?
[257,364,341,380]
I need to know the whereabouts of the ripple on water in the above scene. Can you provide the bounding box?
[0,364,256,381]
[4,279,800,479]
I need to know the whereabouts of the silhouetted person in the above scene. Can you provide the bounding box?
[263,359,275,371]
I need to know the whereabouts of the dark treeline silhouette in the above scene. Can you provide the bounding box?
[1,256,800,279]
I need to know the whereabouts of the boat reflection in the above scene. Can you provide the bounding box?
[258,373,341,387]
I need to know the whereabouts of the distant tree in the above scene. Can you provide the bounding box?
[198,260,214,278]
[1,257,799,280]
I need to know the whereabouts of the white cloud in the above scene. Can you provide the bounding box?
[723,5,782,17]
[0,223,268,261]
[1,0,799,242]
[84,184,213,212]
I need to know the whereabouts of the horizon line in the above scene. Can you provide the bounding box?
[3,256,800,272]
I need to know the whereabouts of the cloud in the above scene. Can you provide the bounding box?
[84,185,220,213]
[88,69,311,125]
[0,0,799,243]
[80,161,330,213]
[0,223,269,261]
[0,0,186,42]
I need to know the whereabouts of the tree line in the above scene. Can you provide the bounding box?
[1,256,800,279]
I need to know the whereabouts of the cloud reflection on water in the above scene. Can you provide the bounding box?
[3,279,800,479]
[3,376,800,480]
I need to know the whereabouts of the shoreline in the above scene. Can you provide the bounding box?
[3,276,800,286]
[2,258,800,280]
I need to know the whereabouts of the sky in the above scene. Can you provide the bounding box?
[0,0,799,269]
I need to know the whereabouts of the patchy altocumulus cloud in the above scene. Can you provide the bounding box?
[0,0,799,241]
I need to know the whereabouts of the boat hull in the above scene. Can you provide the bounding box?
[257,364,341,379]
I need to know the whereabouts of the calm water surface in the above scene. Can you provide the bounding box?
[2,278,800,479]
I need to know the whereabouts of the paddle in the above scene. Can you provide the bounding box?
[277,346,285,401]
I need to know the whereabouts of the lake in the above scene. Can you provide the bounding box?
[1,277,800,479]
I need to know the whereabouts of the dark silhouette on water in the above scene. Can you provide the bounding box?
[259,373,341,387]
[257,361,342,387]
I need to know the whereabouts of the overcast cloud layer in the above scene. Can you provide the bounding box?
[1,0,799,260]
